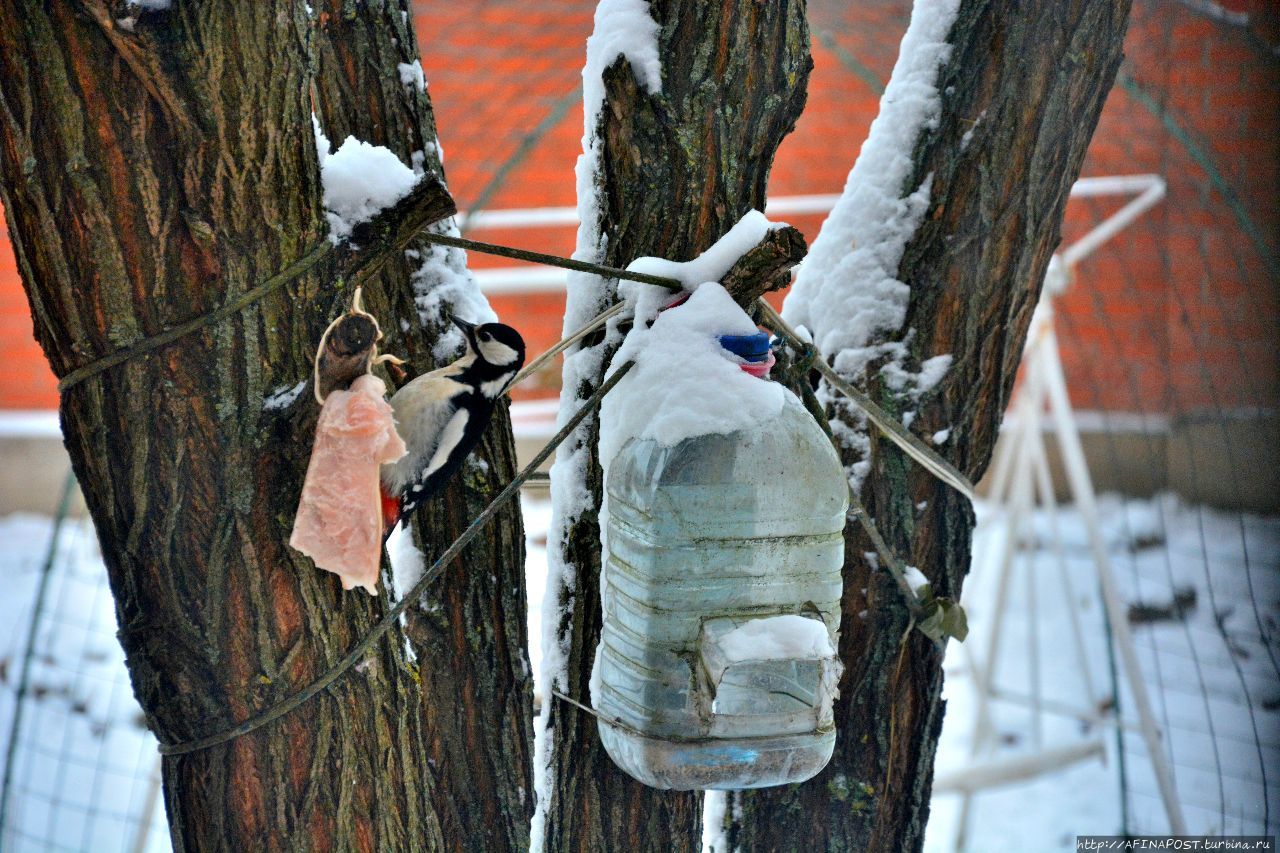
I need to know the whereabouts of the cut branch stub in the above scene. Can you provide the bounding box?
[339,175,457,286]
[720,225,808,307]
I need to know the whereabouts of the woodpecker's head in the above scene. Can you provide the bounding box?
[452,318,525,390]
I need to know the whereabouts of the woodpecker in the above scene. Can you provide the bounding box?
[380,317,525,531]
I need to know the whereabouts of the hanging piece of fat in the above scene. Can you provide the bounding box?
[290,374,406,594]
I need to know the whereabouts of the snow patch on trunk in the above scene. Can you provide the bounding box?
[781,0,961,491]
[312,112,329,167]
[533,3,662,847]
[903,565,930,597]
[397,60,426,92]
[263,380,307,411]
[386,524,426,663]
[407,235,497,362]
[386,524,426,601]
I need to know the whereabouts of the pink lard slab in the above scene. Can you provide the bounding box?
[290,374,406,594]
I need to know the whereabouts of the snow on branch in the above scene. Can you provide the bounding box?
[313,114,493,361]
[781,0,961,490]
[719,225,807,305]
[320,135,421,243]
[335,177,457,285]
[311,117,458,285]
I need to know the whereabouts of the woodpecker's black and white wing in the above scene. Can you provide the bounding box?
[380,319,525,527]
[381,363,468,505]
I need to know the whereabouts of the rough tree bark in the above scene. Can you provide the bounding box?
[541,2,811,851]
[0,2,527,850]
[728,2,1132,851]
[312,5,533,850]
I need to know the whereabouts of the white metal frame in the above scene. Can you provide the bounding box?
[463,180,1170,297]
[461,194,844,295]
[946,174,1186,847]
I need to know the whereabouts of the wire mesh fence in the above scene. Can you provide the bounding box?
[0,0,1276,850]
[0,475,168,853]
[925,0,1279,844]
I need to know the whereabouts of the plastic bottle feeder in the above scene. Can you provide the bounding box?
[595,331,848,790]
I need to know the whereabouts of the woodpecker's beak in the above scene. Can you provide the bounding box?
[451,316,477,338]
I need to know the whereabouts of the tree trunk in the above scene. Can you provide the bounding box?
[312,5,534,850]
[728,2,1131,851]
[0,2,526,850]
[539,2,811,851]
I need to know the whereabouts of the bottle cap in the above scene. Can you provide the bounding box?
[718,332,774,379]
[718,332,771,361]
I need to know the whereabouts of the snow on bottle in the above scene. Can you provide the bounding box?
[594,282,847,790]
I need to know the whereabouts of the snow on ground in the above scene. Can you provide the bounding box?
[0,513,168,853]
[2,492,1274,851]
[924,493,1280,849]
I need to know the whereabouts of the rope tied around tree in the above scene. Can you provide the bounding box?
[52,180,677,394]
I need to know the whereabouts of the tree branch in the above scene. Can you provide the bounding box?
[721,224,808,306]
[340,175,457,286]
